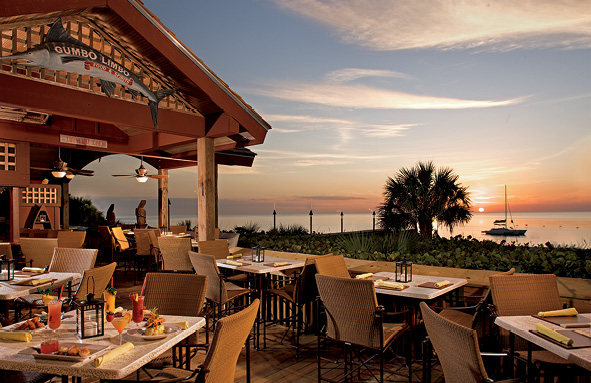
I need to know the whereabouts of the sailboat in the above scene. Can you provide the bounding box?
[482,185,527,236]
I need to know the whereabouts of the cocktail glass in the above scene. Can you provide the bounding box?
[111,315,130,345]
[131,295,145,328]
[47,299,62,333]
[103,291,116,322]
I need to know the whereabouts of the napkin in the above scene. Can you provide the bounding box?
[537,308,578,317]
[536,323,573,346]
[226,260,243,266]
[94,342,134,367]
[21,267,45,273]
[272,262,289,267]
[226,254,242,259]
[434,280,451,288]
[355,273,373,279]
[171,321,189,330]
[376,280,405,290]
[28,278,53,286]
[0,331,32,342]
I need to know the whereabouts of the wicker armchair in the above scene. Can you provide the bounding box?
[315,274,412,382]
[158,236,193,271]
[265,253,334,358]
[188,252,251,335]
[69,262,117,305]
[420,302,523,383]
[489,273,580,380]
[169,225,187,234]
[197,239,242,259]
[19,238,58,269]
[133,229,160,280]
[150,299,259,383]
[142,272,209,369]
[110,227,133,271]
[57,231,86,248]
[0,242,13,259]
[314,254,351,279]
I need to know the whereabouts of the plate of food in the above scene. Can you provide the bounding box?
[19,342,109,361]
[127,323,181,340]
[8,317,45,331]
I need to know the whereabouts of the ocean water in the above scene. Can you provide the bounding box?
[117,211,591,247]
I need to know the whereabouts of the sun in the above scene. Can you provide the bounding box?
[478,207,485,212]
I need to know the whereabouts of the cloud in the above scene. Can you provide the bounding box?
[270,0,591,51]
[325,68,413,83]
[253,82,528,109]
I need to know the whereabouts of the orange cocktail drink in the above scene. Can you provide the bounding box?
[103,291,116,321]
[111,314,130,345]
[47,300,62,331]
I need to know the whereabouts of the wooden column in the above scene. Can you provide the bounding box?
[158,169,169,231]
[9,187,19,243]
[214,163,219,230]
[61,182,69,229]
[198,137,215,241]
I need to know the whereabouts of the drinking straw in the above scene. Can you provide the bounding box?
[140,276,146,297]
[58,284,65,301]
[111,276,113,288]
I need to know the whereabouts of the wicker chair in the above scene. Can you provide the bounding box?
[315,274,412,383]
[188,252,251,333]
[110,227,134,271]
[68,262,117,305]
[197,239,242,259]
[57,231,86,248]
[265,253,334,358]
[314,254,351,279]
[0,242,13,258]
[19,238,58,269]
[169,225,187,234]
[97,226,116,264]
[151,299,259,383]
[158,237,193,271]
[133,229,160,280]
[420,302,522,383]
[489,273,580,380]
[142,272,209,369]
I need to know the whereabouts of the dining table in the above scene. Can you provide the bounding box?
[0,271,81,323]
[216,255,306,349]
[495,313,591,381]
[0,313,206,380]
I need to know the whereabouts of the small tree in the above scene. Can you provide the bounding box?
[69,196,106,228]
[378,161,472,238]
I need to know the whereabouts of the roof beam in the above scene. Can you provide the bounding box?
[0,72,205,137]
[206,113,240,138]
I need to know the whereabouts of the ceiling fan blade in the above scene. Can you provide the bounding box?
[31,167,53,171]
[112,175,135,177]
[148,175,169,179]
[69,169,94,175]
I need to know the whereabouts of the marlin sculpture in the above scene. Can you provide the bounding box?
[2,18,175,129]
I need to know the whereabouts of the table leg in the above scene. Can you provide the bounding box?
[527,341,533,383]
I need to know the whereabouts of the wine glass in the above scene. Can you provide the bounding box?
[111,314,130,345]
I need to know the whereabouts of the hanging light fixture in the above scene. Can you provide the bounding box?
[51,148,66,178]
[136,176,149,183]
[51,169,66,178]
[65,173,75,180]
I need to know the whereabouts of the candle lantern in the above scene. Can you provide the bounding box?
[395,257,413,283]
[74,276,104,339]
[0,255,15,281]
[251,245,266,263]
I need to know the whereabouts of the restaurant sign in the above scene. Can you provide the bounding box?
[3,18,175,130]
[60,134,107,149]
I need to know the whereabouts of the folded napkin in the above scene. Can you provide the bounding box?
[272,262,289,267]
[536,323,573,346]
[226,260,244,266]
[226,254,242,259]
[376,280,405,290]
[94,342,134,367]
[171,321,189,330]
[0,331,32,342]
[538,308,578,317]
[21,267,45,273]
[355,273,373,279]
[434,280,451,288]
[28,278,53,286]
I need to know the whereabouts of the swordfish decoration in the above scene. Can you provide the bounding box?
[2,18,175,129]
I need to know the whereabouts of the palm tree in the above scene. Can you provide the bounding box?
[378,161,472,238]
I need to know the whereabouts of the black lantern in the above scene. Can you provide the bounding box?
[395,257,413,283]
[0,254,15,281]
[74,277,104,339]
[251,245,265,263]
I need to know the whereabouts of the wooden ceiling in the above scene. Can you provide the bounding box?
[0,0,270,178]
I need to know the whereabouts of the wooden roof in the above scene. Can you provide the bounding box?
[0,0,270,175]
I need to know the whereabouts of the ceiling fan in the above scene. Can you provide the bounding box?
[112,157,169,183]
[31,147,94,179]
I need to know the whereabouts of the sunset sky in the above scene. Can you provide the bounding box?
[71,0,591,217]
